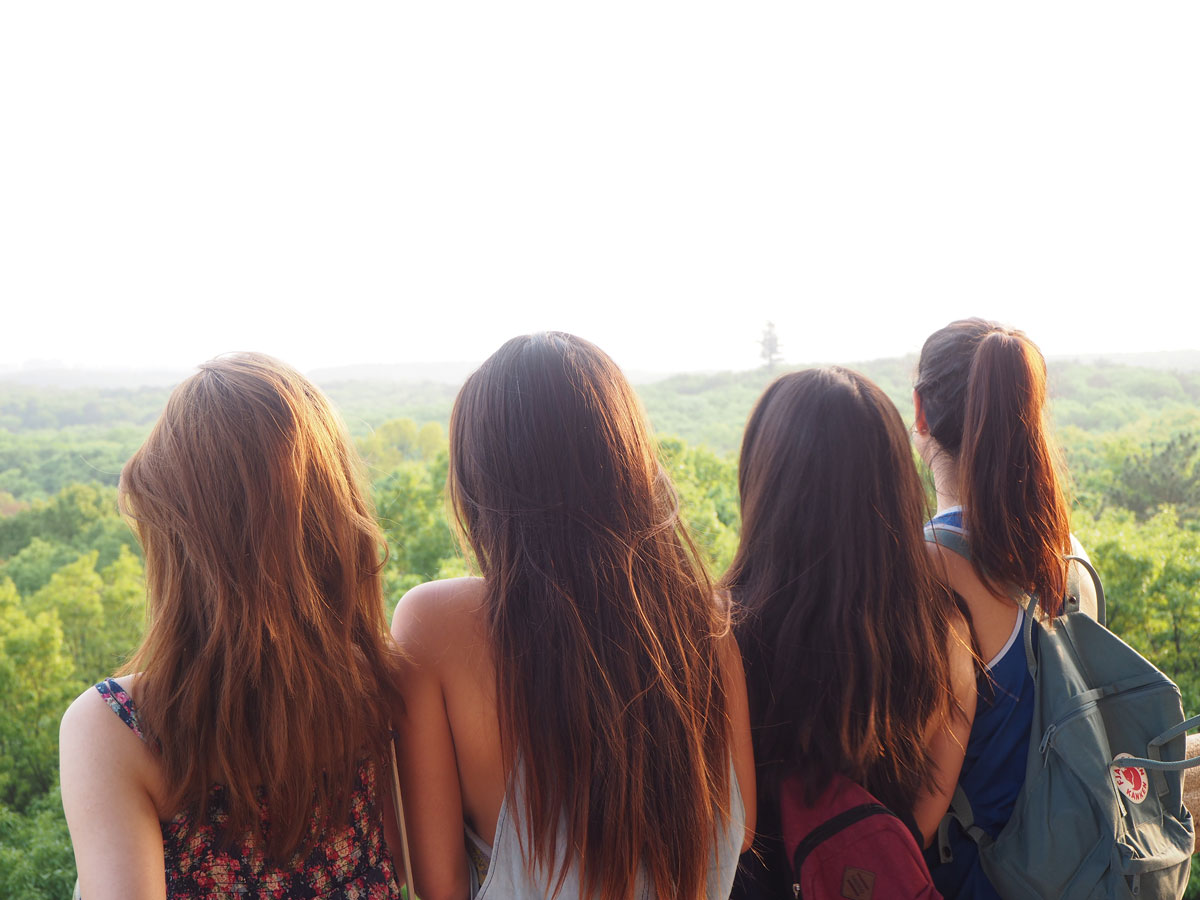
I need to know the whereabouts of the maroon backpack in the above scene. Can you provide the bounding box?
[781,772,942,900]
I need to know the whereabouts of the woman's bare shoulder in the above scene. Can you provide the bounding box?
[61,681,116,739]
[61,674,139,735]
[391,577,487,666]
[925,540,1005,604]
[61,673,166,810]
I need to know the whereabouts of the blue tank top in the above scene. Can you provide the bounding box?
[922,508,1034,900]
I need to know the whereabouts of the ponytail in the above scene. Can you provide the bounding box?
[917,320,1071,613]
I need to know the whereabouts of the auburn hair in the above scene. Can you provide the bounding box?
[448,332,732,900]
[915,318,1071,613]
[119,352,403,861]
[725,367,959,819]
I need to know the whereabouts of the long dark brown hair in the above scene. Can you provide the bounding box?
[725,367,958,818]
[119,352,403,861]
[915,318,1071,613]
[448,332,732,900]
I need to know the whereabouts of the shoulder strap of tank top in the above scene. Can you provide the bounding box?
[388,726,416,895]
[95,678,145,741]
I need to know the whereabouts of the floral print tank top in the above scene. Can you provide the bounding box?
[94,678,401,899]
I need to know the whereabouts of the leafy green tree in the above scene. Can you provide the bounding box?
[360,418,420,472]
[0,783,76,900]
[760,322,782,370]
[0,538,79,596]
[97,546,145,674]
[0,491,26,516]
[358,418,448,475]
[1074,507,1200,711]
[1060,425,1135,518]
[0,428,145,502]
[374,454,460,601]
[659,438,740,576]
[24,549,144,685]
[416,422,446,460]
[0,483,135,571]
[28,555,105,684]
[1107,433,1200,523]
[0,579,77,809]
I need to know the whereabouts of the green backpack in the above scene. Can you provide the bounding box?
[934,544,1199,899]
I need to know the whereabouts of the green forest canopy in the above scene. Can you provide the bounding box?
[3,354,1200,898]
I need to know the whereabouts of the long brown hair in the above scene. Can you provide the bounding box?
[448,332,732,900]
[725,367,958,818]
[915,318,1071,613]
[119,353,403,860]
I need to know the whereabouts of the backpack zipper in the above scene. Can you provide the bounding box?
[791,802,894,892]
[1039,682,1175,762]
[1038,723,1058,758]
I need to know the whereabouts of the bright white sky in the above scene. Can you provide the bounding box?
[1,3,1196,375]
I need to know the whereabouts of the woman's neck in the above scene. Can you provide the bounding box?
[927,450,962,514]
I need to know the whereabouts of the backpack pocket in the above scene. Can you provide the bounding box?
[1113,825,1192,900]
[981,741,1114,898]
[1000,685,1195,899]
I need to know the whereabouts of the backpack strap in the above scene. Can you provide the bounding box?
[926,516,1047,677]
[935,785,993,864]
[926,521,1105,628]
[1022,555,1107,680]
[1115,713,1200,772]
[1065,553,1106,628]
[924,523,971,561]
[791,802,894,874]
[1101,712,1200,805]
[926,516,1045,680]
[1021,591,1041,680]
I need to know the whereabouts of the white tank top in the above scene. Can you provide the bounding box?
[466,763,745,899]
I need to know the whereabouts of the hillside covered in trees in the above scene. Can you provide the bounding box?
[3,354,1200,898]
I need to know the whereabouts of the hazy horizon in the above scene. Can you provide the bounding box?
[5,347,1200,394]
[5,333,1200,376]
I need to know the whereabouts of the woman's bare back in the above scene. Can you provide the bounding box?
[391,576,756,900]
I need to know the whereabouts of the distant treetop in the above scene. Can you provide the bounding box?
[760,322,782,370]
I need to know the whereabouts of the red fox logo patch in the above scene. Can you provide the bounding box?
[1112,753,1149,804]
